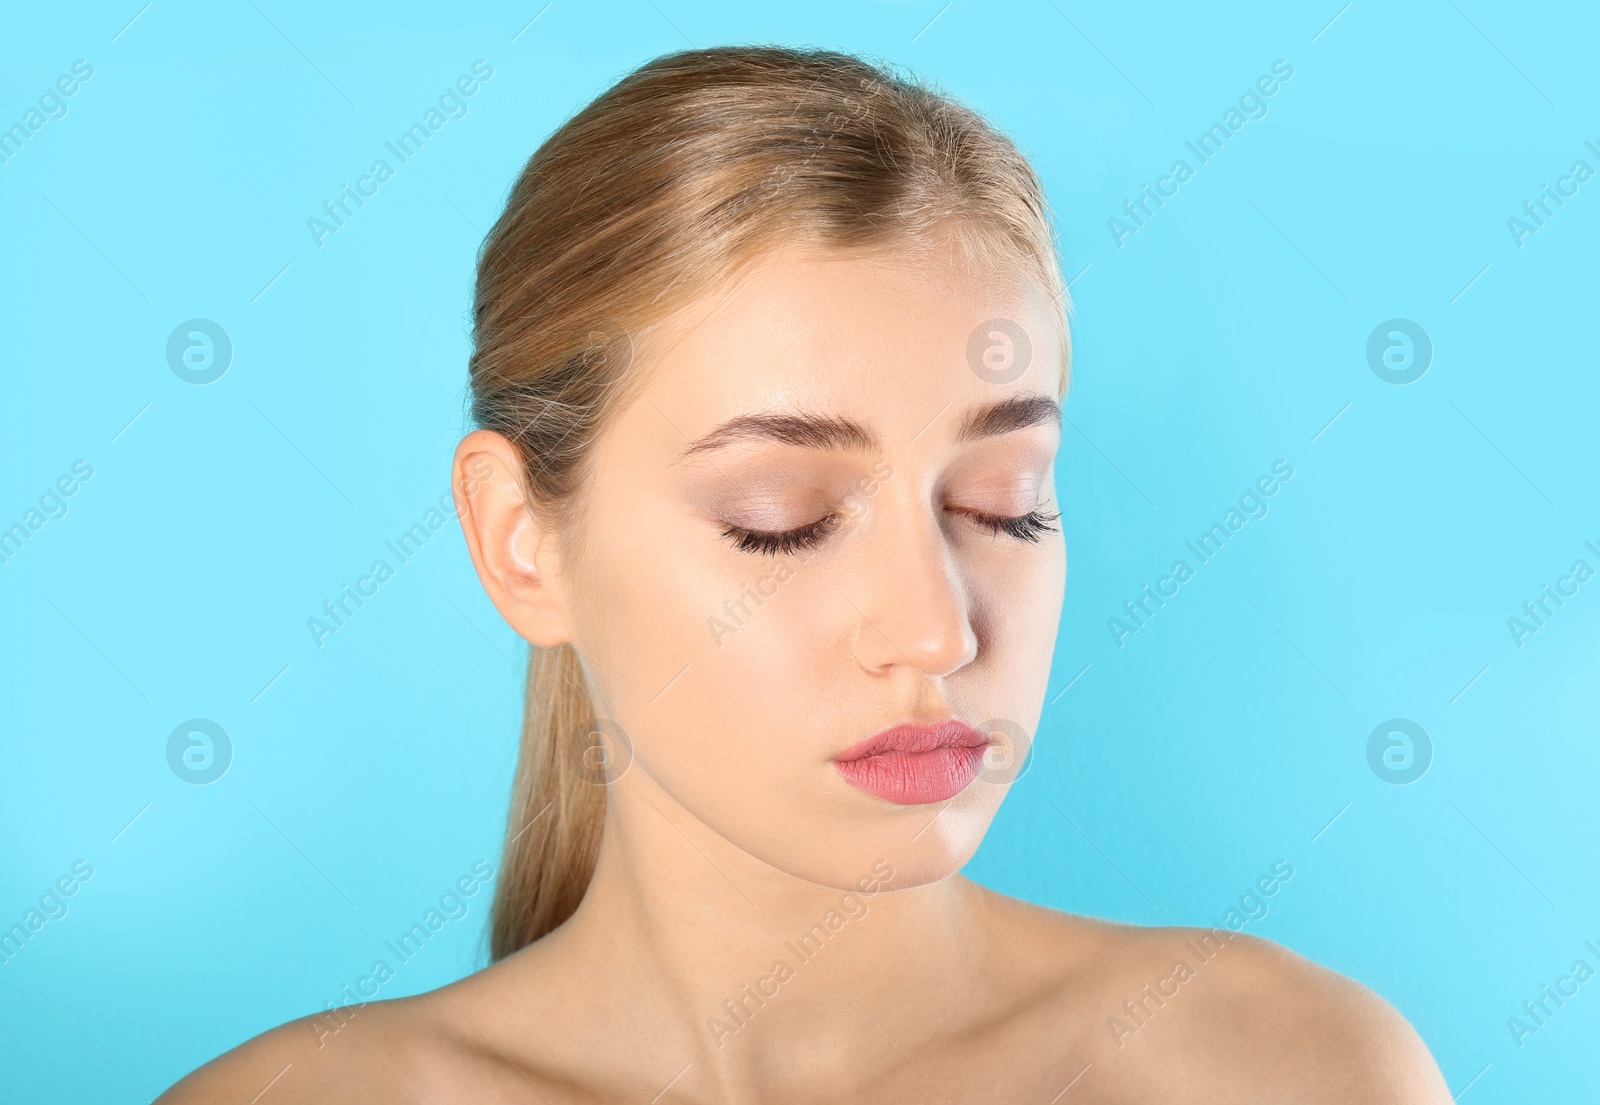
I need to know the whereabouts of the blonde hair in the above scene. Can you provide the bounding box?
[468,45,1068,960]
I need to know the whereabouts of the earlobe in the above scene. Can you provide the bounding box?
[451,429,576,647]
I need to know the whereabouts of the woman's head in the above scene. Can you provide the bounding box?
[454,45,1070,959]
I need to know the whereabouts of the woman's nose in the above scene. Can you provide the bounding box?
[848,499,979,680]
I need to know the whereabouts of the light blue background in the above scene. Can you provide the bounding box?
[3,1,1596,1100]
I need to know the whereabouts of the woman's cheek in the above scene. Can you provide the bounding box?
[700,559,808,676]
[573,525,707,713]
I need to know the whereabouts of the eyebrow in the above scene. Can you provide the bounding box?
[678,392,1062,460]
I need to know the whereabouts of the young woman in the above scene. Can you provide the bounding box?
[160,46,1451,1103]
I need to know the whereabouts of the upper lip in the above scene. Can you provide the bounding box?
[834,719,989,761]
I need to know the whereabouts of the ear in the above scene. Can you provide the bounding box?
[452,430,576,647]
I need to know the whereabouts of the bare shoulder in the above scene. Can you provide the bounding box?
[153,996,425,1105]
[153,985,516,1105]
[1104,924,1451,1103]
[1177,928,1451,1101]
[970,888,1451,1103]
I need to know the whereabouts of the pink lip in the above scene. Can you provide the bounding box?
[833,719,990,805]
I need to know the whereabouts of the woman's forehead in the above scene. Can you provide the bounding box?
[630,243,1062,397]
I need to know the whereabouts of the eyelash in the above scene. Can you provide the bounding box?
[720,507,1062,557]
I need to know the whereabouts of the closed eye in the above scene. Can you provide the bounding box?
[956,507,1061,543]
[720,507,1060,557]
[720,513,842,556]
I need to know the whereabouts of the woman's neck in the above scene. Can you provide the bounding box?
[514,770,1002,1098]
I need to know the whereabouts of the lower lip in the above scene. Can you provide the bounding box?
[834,745,986,805]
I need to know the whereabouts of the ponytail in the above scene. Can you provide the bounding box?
[488,643,605,958]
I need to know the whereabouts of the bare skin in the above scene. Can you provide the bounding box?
[157,238,1452,1104]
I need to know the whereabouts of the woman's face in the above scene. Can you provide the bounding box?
[559,239,1067,890]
